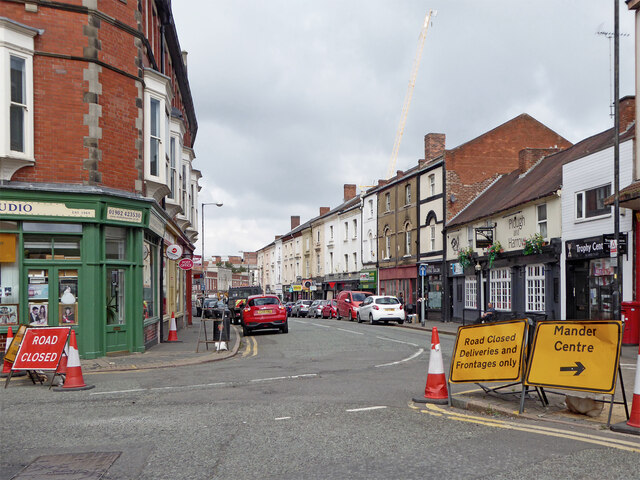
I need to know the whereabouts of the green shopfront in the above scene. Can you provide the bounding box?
[0,189,177,359]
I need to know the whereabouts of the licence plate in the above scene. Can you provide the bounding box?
[384,308,394,312]
[257,309,273,314]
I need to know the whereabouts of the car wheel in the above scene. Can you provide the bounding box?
[397,319,404,325]
[242,324,250,336]
[357,313,362,323]
[369,313,376,325]
[281,322,289,334]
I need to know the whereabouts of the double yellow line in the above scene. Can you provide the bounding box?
[412,403,640,453]
[241,336,258,358]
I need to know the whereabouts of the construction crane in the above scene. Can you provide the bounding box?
[386,10,436,180]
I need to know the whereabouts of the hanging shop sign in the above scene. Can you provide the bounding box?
[449,319,528,383]
[178,258,194,270]
[525,320,622,394]
[565,234,627,260]
[12,327,70,370]
[166,244,183,260]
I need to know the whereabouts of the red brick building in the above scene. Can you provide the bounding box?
[0,1,199,357]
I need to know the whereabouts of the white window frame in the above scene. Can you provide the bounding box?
[526,264,545,312]
[168,136,177,199]
[385,230,391,259]
[368,199,374,218]
[575,184,612,220]
[404,225,412,256]
[430,225,436,251]
[344,221,348,241]
[489,267,511,311]
[368,231,374,258]
[352,219,358,239]
[353,252,357,270]
[385,193,391,212]
[149,97,161,177]
[534,203,546,239]
[429,174,436,196]
[467,226,474,248]
[330,225,334,240]
[344,254,349,272]
[405,184,411,205]
[465,276,477,309]
[0,19,38,176]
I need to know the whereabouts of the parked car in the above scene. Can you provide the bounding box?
[291,299,313,317]
[308,300,328,318]
[336,290,372,321]
[321,299,338,319]
[241,294,288,336]
[203,299,228,319]
[357,295,405,325]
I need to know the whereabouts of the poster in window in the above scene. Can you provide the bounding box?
[59,303,77,325]
[0,304,18,325]
[28,302,48,326]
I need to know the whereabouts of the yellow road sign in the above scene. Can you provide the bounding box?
[525,320,622,394]
[449,319,528,383]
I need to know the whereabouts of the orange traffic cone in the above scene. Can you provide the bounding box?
[53,330,94,391]
[1,327,13,377]
[166,312,180,342]
[611,341,640,434]
[413,327,449,405]
[56,343,69,376]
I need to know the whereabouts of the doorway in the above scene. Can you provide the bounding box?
[106,267,128,353]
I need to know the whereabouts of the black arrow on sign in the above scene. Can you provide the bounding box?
[560,361,586,376]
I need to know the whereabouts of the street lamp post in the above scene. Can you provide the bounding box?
[201,202,223,299]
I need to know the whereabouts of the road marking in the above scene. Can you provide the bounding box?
[336,328,364,335]
[346,406,388,412]
[417,403,640,453]
[376,336,419,347]
[90,374,317,396]
[310,322,331,328]
[275,417,291,421]
[251,336,258,357]
[375,349,424,368]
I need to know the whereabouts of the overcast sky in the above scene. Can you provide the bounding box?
[172,1,636,259]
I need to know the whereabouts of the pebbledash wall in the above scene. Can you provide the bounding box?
[0,1,198,358]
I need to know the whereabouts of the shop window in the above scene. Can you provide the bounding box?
[537,204,547,238]
[575,185,611,220]
[526,264,545,312]
[143,240,156,320]
[464,276,477,309]
[490,268,511,311]
[105,226,127,260]
[24,234,81,260]
[0,229,19,326]
[59,269,78,325]
[27,269,48,325]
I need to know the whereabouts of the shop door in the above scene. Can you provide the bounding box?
[568,262,589,320]
[106,267,128,353]
[26,268,79,327]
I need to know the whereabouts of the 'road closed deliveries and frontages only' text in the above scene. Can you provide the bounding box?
[450,320,528,383]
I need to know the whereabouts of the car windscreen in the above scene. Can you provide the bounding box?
[375,297,400,305]
[352,293,370,302]
[203,299,217,307]
[249,297,279,307]
[303,301,313,305]
[216,301,226,308]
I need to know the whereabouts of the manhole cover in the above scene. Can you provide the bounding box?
[13,452,121,480]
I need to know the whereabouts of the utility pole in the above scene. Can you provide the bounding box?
[613,0,622,320]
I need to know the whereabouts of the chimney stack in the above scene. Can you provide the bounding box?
[620,96,636,133]
[319,207,330,216]
[424,133,445,162]
[343,184,357,201]
[518,148,558,174]
[377,179,388,187]
[291,215,300,229]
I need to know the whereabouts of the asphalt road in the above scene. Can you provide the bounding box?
[2,317,639,479]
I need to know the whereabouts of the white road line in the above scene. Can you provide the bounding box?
[275,417,291,421]
[376,336,419,347]
[336,328,364,335]
[90,388,146,395]
[310,322,331,328]
[251,374,318,383]
[346,406,387,412]
[375,348,424,368]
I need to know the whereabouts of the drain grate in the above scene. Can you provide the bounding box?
[13,452,121,480]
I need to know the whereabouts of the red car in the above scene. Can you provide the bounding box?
[242,294,288,336]
[321,299,338,319]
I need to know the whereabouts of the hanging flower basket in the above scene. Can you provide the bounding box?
[486,241,503,269]
[523,233,544,256]
[458,246,474,268]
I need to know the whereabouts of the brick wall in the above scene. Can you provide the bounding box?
[445,114,572,220]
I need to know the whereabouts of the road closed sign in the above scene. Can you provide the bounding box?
[449,319,528,383]
[525,320,622,394]
[12,327,70,371]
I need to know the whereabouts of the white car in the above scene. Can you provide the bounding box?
[357,295,405,325]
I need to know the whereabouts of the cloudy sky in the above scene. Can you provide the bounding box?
[172,1,636,259]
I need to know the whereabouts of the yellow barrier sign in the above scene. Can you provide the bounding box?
[525,320,622,394]
[449,319,528,383]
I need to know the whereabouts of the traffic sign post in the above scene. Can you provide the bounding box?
[419,264,426,326]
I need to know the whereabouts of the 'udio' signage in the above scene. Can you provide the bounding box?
[12,327,71,371]
[525,320,622,394]
[449,319,528,383]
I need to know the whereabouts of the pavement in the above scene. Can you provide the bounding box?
[78,314,640,433]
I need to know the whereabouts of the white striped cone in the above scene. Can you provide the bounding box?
[625,351,640,428]
[56,343,69,376]
[54,330,94,391]
[167,312,179,342]
[413,327,449,404]
[1,327,13,375]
